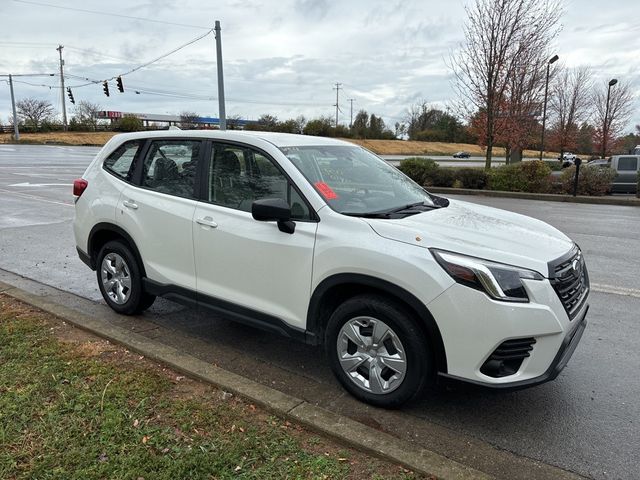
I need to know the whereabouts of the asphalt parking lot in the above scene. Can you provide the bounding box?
[1,144,639,479]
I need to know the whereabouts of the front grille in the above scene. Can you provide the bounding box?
[549,247,590,320]
[480,337,536,378]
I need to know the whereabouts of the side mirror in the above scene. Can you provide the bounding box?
[251,198,296,234]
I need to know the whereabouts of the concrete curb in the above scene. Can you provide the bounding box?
[428,187,640,206]
[0,279,491,480]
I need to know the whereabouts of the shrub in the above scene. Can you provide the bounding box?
[115,115,143,132]
[489,161,552,193]
[544,160,564,171]
[559,165,616,196]
[398,158,439,185]
[456,168,488,189]
[432,168,456,187]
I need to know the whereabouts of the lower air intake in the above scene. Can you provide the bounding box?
[480,337,536,378]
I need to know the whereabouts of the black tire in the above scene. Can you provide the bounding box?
[325,294,432,408]
[96,240,155,315]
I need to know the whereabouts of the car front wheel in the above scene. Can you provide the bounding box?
[325,294,432,408]
[97,240,155,315]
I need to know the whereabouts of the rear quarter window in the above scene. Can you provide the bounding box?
[103,140,144,181]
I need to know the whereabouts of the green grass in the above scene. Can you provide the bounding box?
[0,298,421,480]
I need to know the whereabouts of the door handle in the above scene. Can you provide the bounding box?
[196,217,218,228]
[123,199,138,210]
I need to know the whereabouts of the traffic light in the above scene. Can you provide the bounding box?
[116,76,124,93]
[66,87,75,104]
[102,81,109,97]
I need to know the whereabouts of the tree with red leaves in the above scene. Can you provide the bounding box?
[450,0,562,168]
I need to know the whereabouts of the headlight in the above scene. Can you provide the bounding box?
[431,249,544,303]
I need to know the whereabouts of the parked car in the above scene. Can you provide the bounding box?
[452,151,471,158]
[560,152,577,161]
[608,155,639,193]
[73,131,589,407]
[586,158,610,167]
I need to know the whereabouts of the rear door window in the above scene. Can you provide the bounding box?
[103,140,143,182]
[140,140,202,199]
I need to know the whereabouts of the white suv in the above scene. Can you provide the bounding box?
[73,130,589,407]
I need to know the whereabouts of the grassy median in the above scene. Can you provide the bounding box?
[0,295,423,480]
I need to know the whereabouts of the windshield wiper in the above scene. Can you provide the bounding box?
[342,201,440,218]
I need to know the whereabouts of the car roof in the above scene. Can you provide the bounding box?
[110,129,354,148]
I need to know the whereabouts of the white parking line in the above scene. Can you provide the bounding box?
[591,283,640,299]
[0,188,73,207]
[9,182,70,187]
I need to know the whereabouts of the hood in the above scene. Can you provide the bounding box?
[364,198,573,276]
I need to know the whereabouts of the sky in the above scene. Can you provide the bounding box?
[0,0,639,132]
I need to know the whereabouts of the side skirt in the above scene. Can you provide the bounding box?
[142,278,318,345]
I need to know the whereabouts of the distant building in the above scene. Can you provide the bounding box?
[94,111,253,128]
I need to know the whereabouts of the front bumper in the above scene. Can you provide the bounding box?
[427,278,588,388]
[439,305,587,389]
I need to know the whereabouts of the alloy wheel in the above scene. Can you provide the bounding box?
[337,316,407,394]
[100,252,132,305]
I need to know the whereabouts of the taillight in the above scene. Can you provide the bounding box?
[73,178,88,197]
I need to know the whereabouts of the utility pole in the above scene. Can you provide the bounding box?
[56,45,68,131]
[2,72,54,140]
[214,21,226,130]
[8,74,19,140]
[333,82,342,128]
[348,98,355,128]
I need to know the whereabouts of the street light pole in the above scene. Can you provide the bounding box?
[8,74,19,140]
[601,78,618,159]
[539,54,559,161]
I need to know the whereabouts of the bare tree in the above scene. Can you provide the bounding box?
[293,115,307,134]
[226,114,244,130]
[450,0,562,168]
[73,100,102,131]
[179,111,200,129]
[16,98,55,129]
[548,67,592,156]
[591,80,634,157]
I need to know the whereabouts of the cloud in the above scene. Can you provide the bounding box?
[0,0,638,130]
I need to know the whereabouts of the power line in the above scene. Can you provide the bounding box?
[116,29,213,79]
[61,30,213,89]
[1,79,55,88]
[12,0,212,30]
[41,74,330,107]
[64,46,136,63]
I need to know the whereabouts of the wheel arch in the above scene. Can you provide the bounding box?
[87,223,146,277]
[307,273,448,374]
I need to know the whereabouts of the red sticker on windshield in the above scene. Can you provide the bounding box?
[315,182,339,200]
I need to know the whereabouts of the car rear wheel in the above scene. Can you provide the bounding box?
[325,294,432,408]
[97,240,155,315]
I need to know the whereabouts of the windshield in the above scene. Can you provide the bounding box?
[279,145,436,215]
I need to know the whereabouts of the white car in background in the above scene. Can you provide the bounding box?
[73,131,589,407]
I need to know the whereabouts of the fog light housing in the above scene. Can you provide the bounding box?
[480,337,536,378]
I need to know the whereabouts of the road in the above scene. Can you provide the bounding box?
[381,154,550,167]
[1,144,639,480]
